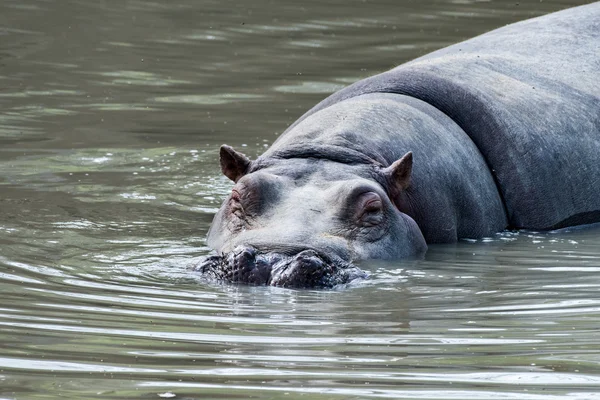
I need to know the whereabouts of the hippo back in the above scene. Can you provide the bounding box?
[287,3,600,230]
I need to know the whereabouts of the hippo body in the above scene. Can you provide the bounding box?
[199,3,600,288]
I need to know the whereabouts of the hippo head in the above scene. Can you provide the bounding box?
[196,144,427,288]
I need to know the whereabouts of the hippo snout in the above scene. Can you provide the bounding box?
[195,246,367,289]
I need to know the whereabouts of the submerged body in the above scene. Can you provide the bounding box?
[198,3,600,288]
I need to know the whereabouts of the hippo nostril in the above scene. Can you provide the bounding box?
[193,246,269,285]
[231,246,257,261]
[295,249,319,258]
[266,250,334,289]
[293,250,325,270]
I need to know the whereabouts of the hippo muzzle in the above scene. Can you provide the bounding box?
[195,246,367,289]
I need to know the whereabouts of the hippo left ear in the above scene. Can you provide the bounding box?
[220,145,251,182]
[383,151,413,193]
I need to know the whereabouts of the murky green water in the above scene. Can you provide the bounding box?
[2,0,600,399]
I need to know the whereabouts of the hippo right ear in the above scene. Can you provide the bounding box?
[382,151,413,193]
[220,145,251,182]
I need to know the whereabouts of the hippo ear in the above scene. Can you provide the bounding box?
[383,151,413,191]
[220,145,251,182]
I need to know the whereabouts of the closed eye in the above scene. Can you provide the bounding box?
[229,189,246,217]
[357,192,384,227]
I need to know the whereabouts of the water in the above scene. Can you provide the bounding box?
[1,0,599,398]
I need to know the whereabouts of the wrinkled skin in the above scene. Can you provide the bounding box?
[197,3,600,288]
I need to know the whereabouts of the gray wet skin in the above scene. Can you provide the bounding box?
[200,94,504,288]
[199,3,600,288]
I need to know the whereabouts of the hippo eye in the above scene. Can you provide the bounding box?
[229,189,245,217]
[357,192,383,227]
[231,189,241,203]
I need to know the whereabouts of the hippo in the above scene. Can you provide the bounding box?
[197,3,600,288]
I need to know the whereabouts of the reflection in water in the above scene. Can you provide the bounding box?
[1,0,600,399]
